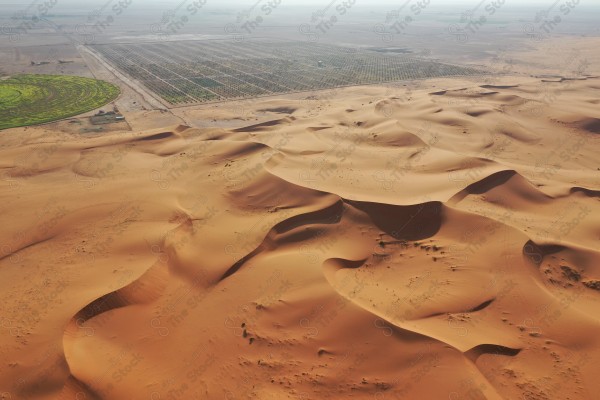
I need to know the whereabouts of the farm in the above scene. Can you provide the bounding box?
[89,40,483,107]
[0,75,120,130]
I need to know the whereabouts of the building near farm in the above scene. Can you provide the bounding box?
[90,111,125,125]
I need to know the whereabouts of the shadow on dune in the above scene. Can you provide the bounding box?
[465,343,521,363]
[233,118,288,133]
[460,170,516,195]
[258,107,296,114]
[219,200,345,281]
[345,200,443,241]
[134,131,175,141]
[522,240,566,267]
[570,187,600,197]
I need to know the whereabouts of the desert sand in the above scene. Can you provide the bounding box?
[2,49,600,400]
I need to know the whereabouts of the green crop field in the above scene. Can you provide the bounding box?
[0,74,120,130]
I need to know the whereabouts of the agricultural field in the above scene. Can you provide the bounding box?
[89,40,483,107]
[0,75,119,130]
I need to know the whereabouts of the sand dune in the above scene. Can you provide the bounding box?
[1,74,599,400]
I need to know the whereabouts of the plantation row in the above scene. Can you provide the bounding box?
[90,40,482,107]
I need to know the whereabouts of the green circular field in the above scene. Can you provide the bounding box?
[0,74,120,130]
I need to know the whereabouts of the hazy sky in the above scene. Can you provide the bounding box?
[1,0,598,20]
[1,0,595,6]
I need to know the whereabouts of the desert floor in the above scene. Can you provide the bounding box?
[1,38,600,400]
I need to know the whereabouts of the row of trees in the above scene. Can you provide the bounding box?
[91,41,482,106]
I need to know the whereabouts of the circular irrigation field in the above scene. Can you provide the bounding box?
[0,74,120,130]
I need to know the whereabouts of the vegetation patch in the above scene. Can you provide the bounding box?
[0,74,120,130]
